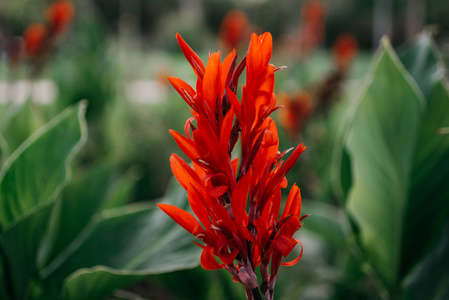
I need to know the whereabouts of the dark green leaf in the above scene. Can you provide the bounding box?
[404,220,449,300]
[44,163,116,266]
[42,182,200,299]
[400,80,449,277]
[0,202,53,299]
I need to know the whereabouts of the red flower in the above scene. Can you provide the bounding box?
[158,32,307,300]
[24,23,47,57]
[218,10,251,52]
[332,33,359,70]
[279,91,313,137]
[297,0,328,55]
[45,0,75,36]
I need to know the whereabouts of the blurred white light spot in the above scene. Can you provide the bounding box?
[0,80,57,105]
[126,80,168,104]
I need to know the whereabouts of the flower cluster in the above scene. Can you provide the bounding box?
[24,0,75,59]
[158,32,307,300]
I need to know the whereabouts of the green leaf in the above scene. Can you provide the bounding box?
[0,100,45,155]
[404,220,449,300]
[44,163,116,266]
[63,267,144,300]
[398,31,445,99]
[400,80,449,277]
[302,201,348,249]
[42,182,201,299]
[345,38,425,292]
[0,202,54,300]
[102,166,140,210]
[0,102,87,229]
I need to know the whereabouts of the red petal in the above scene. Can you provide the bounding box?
[169,129,200,161]
[231,171,250,226]
[201,245,222,270]
[278,144,306,176]
[170,154,200,190]
[273,234,297,257]
[176,33,205,79]
[167,77,196,109]
[281,184,301,219]
[227,87,242,122]
[219,248,239,265]
[158,204,202,235]
[203,52,221,115]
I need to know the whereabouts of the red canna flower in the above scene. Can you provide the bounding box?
[158,32,307,300]
[45,0,75,37]
[218,10,251,52]
[24,23,47,57]
[279,91,313,138]
[297,0,328,56]
[332,33,359,70]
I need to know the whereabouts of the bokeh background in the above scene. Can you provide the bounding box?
[1,0,448,299]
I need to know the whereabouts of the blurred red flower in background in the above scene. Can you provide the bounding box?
[158,32,307,299]
[46,0,75,37]
[218,10,251,52]
[297,0,328,55]
[279,91,313,138]
[332,33,359,70]
[24,23,47,58]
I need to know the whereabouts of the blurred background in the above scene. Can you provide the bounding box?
[0,0,448,299]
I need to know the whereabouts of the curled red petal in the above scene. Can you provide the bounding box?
[281,239,303,267]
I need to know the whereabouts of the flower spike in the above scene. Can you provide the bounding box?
[159,32,307,300]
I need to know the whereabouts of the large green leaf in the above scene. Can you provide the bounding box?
[41,182,201,299]
[404,219,449,300]
[345,38,425,293]
[102,166,140,210]
[44,163,116,266]
[0,202,54,300]
[0,102,87,229]
[302,201,348,249]
[400,80,449,277]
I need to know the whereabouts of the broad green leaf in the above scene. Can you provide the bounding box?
[0,202,54,300]
[0,99,45,155]
[404,220,449,300]
[102,166,140,210]
[302,201,348,249]
[42,182,200,299]
[44,163,116,266]
[400,80,449,277]
[0,102,87,228]
[0,251,11,300]
[345,38,425,292]
[398,31,445,99]
[63,267,144,300]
